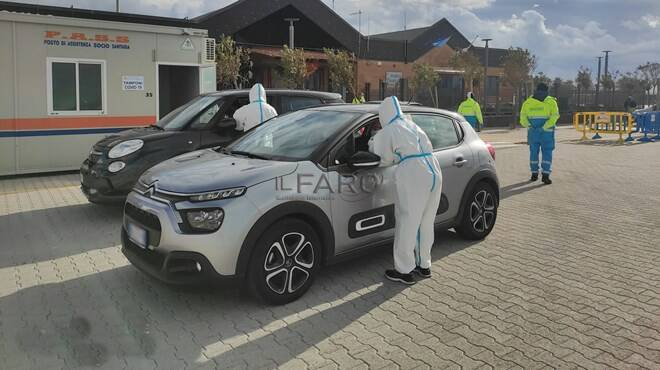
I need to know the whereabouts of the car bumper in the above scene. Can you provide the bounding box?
[80,159,142,203]
[121,191,259,281]
[121,229,237,285]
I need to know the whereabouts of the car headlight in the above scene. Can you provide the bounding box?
[108,161,126,173]
[108,139,144,159]
[189,187,246,202]
[185,208,224,231]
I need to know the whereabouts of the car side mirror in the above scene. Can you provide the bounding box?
[348,151,380,169]
[216,117,236,130]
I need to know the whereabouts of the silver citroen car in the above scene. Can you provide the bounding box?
[121,104,499,304]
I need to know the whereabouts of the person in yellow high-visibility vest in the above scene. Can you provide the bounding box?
[520,83,560,185]
[352,93,366,104]
[457,92,484,132]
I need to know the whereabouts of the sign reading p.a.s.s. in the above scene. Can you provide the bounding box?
[44,31,130,43]
[43,31,131,50]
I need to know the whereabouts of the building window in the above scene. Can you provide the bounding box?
[48,58,106,115]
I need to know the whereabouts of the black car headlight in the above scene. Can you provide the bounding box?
[184,208,224,232]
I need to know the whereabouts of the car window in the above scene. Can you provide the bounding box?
[156,96,222,131]
[189,101,223,130]
[280,96,322,113]
[333,119,381,165]
[230,110,361,161]
[225,97,250,118]
[411,114,460,150]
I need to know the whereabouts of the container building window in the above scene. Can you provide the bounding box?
[48,59,106,115]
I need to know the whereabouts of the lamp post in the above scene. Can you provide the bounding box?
[284,18,300,48]
[602,50,612,77]
[350,10,362,58]
[116,0,119,12]
[595,56,602,108]
[482,38,492,106]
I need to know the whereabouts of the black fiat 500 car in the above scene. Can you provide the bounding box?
[80,89,343,203]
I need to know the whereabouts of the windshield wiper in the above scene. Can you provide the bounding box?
[149,124,164,130]
[228,150,270,160]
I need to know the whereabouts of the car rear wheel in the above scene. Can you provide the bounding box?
[455,182,498,240]
[248,218,321,305]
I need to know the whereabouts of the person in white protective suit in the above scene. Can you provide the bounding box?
[369,96,443,285]
[233,83,278,131]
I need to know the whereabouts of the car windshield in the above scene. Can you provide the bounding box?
[156,96,222,131]
[229,110,360,161]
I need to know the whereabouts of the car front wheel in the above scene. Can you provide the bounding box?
[248,218,321,305]
[455,182,498,240]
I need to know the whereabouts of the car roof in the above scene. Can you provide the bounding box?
[309,103,463,120]
[202,89,342,100]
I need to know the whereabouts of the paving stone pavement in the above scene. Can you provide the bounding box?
[1,130,660,369]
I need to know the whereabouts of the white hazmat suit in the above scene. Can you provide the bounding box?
[233,83,278,131]
[369,96,443,274]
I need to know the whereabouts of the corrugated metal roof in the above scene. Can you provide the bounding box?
[0,1,197,28]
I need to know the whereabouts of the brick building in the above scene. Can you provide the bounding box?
[194,0,515,112]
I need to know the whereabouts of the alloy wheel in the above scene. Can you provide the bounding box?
[469,190,496,233]
[263,232,315,295]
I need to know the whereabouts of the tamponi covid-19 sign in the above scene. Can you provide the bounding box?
[43,31,131,50]
[122,76,145,91]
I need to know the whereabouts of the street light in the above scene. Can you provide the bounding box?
[602,50,612,77]
[350,10,363,57]
[595,56,603,107]
[482,38,492,106]
[284,18,300,48]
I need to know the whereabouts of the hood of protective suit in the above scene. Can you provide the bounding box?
[249,83,266,103]
[379,96,403,126]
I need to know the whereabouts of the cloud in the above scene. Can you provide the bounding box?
[623,15,660,30]
[353,3,657,79]
[4,0,656,79]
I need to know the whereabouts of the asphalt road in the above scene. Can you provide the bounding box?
[1,128,659,369]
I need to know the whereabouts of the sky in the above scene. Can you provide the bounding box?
[6,0,660,80]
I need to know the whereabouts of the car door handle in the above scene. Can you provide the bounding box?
[454,157,468,167]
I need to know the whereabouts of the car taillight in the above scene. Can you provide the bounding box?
[486,142,496,160]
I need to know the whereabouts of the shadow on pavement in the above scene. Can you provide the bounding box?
[0,203,124,268]
[500,181,546,200]
[0,229,478,368]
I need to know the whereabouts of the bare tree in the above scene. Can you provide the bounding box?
[576,66,593,109]
[501,47,537,128]
[410,63,440,108]
[216,35,251,89]
[637,62,660,105]
[280,45,310,89]
[324,48,356,96]
[552,77,562,97]
[448,50,483,95]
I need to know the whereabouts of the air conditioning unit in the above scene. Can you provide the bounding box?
[204,38,216,63]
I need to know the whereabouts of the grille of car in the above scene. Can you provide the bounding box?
[125,203,161,231]
[153,191,188,203]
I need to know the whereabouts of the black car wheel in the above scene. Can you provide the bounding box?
[248,218,321,305]
[456,182,498,240]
